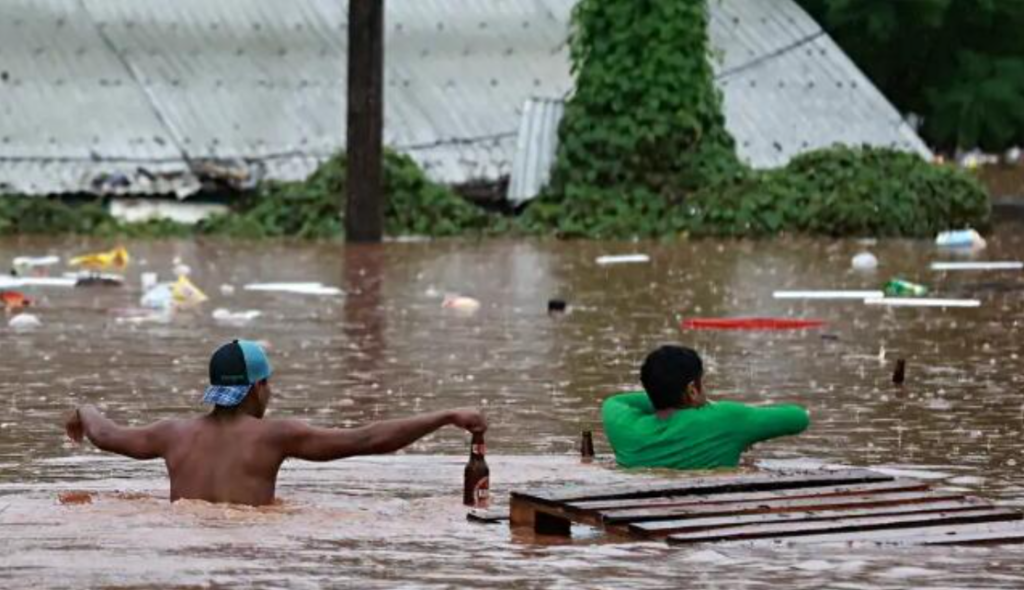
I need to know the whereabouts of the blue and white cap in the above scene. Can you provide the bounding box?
[202,340,273,407]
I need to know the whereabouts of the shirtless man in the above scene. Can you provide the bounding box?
[64,340,487,506]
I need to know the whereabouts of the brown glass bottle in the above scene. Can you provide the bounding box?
[580,430,595,462]
[463,432,490,507]
[893,359,906,385]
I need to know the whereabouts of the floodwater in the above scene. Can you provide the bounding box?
[1,226,1023,588]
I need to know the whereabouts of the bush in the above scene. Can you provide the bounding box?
[199,150,497,239]
[686,146,990,237]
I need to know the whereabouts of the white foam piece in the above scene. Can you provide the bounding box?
[0,276,77,289]
[930,261,1023,271]
[864,297,981,308]
[12,255,60,267]
[595,254,650,265]
[244,282,343,296]
[774,290,885,300]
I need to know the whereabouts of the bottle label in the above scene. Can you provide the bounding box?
[474,477,490,505]
[471,443,486,456]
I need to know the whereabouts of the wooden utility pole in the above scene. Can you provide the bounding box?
[345,0,385,242]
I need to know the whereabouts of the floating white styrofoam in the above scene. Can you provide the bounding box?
[864,297,981,308]
[12,255,60,268]
[0,276,77,289]
[774,290,885,300]
[243,282,343,296]
[212,308,262,323]
[930,261,1023,271]
[595,254,650,265]
[850,252,878,270]
[442,295,481,312]
[8,313,41,330]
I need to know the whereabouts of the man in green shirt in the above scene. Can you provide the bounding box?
[602,345,809,470]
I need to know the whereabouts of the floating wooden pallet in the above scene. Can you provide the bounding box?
[508,469,1024,546]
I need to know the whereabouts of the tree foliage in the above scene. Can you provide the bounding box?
[798,0,1024,150]
[520,0,990,239]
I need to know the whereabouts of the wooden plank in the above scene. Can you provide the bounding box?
[601,491,967,524]
[628,498,987,538]
[758,520,1024,546]
[509,496,579,536]
[567,480,929,513]
[513,469,892,505]
[666,508,1022,545]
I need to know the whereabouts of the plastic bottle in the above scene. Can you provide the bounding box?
[883,279,929,297]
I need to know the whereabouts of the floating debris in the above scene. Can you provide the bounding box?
[11,255,60,276]
[69,246,130,272]
[212,308,262,325]
[864,297,981,308]
[931,262,1023,271]
[244,282,343,296]
[851,252,878,270]
[682,317,825,330]
[443,295,481,312]
[883,279,929,297]
[935,229,986,250]
[1,290,31,311]
[0,276,76,289]
[595,254,650,265]
[774,290,885,300]
[8,313,41,330]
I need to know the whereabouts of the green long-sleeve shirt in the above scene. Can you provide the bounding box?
[601,392,810,470]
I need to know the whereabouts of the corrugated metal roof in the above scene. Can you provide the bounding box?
[1,0,927,199]
[1,0,573,196]
[508,98,563,206]
[506,0,932,202]
[709,0,931,168]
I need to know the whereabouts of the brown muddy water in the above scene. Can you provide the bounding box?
[1,227,1023,589]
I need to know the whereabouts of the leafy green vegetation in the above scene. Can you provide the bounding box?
[200,150,498,239]
[521,0,990,239]
[521,0,741,238]
[797,0,1024,151]
[0,151,499,240]
[0,196,192,238]
[687,146,990,237]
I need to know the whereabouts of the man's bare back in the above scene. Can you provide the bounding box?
[64,341,486,507]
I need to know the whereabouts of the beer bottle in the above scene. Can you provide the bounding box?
[463,432,490,507]
[892,358,906,385]
[580,430,595,462]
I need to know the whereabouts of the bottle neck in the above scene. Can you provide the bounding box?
[470,434,486,458]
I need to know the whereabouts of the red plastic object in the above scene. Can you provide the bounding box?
[681,317,825,331]
[1,290,31,310]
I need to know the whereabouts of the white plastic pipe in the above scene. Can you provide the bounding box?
[774,290,885,300]
[930,261,1023,271]
[864,297,981,308]
[595,254,650,265]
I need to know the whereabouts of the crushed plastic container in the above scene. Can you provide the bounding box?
[141,275,208,310]
[884,279,929,297]
[1,291,31,311]
[69,246,130,272]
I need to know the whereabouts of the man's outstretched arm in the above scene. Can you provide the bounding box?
[276,408,487,462]
[65,404,175,460]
